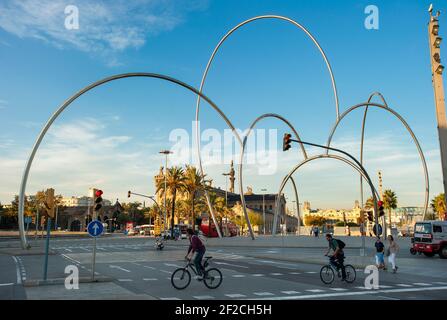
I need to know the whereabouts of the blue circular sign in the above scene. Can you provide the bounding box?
[87,220,104,237]
[373,224,382,236]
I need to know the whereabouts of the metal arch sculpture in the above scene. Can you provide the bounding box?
[325,102,430,219]
[238,113,308,239]
[194,15,340,239]
[272,154,382,235]
[358,92,389,207]
[17,72,240,249]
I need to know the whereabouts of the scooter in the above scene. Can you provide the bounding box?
[155,237,164,250]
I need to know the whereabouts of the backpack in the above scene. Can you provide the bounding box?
[336,239,346,249]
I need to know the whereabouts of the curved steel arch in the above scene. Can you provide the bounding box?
[194,15,339,237]
[272,154,381,235]
[359,93,389,207]
[325,102,430,219]
[18,72,240,249]
[238,113,308,239]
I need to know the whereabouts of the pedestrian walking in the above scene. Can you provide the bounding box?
[387,235,399,273]
[375,237,386,270]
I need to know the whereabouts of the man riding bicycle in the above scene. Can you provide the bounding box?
[324,233,347,281]
[185,228,206,280]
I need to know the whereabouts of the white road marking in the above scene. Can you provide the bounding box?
[61,254,81,265]
[413,283,431,286]
[109,265,131,273]
[164,263,182,268]
[305,271,317,274]
[160,297,181,300]
[330,288,348,291]
[270,273,283,276]
[193,295,215,300]
[143,278,158,281]
[160,270,172,274]
[225,294,246,298]
[11,256,22,285]
[79,247,90,252]
[289,272,301,275]
[281,291,300,295]
[65,248,73,252]
[250,286,447,300]
[232,275,245,278]
[254,292,275,296]
[377,295,400,300]
[355,286,370,290]
[214,262,249,269]
[0,283,14,287]
[97,247,106,251]
[434,282,447,285]
[252,274,264,277]
[306,289,325,293]
[395,284,413,287]
[117,279,133,282]
[379,285,393,289]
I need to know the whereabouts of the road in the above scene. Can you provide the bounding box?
[1,235,446,300]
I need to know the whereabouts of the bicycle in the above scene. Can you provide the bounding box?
[171,256,223,290]
[320,256,356,284]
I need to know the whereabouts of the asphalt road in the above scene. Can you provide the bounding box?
[1,235,446,300]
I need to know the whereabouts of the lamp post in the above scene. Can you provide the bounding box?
[428,6,447,217]
[222,173,230,206]
[159,150,173,237]
[261,189,267,235]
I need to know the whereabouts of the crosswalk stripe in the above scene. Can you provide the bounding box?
[434,282,447,285]
[254,292,274,296]
[306,289,325,293]
[252,274,264,277]
[160,297,180,300]
[281,291,300,295]
[305,271,317,274]
[117,279,133,282]
[413,283,431,286]
[225,294,246,298]
[270,273,283,276]
[193,295,215,300]
[330,288,348,291]
[289,272,301,275]
[143,278,158,281]
[379,285,393,289]
[396,284,413,287]
[232,275,245,278]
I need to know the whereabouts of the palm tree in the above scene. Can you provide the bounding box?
[156,166,186,237]
[364,197,374,210]
[383,189,398,233]
[431,193,446,220]
[183,165,206,230]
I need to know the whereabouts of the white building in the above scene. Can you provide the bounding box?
[61,196,111,207]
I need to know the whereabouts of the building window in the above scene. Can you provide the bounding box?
[269,205,273,210]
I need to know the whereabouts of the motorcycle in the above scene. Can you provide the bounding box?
[155,237,164,250]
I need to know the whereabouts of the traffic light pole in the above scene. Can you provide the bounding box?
[288,138,380,255]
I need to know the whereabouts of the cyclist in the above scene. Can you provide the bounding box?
[185,228,206,280]
[324,233,347,281]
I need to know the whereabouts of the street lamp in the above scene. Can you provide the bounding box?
[159,150,173,238]
[261,189,267,235]
[222,173,230,207]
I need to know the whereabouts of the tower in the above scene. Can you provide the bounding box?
[229,160,235,193]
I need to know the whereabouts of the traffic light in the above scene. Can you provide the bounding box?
[378,200,385,217]
[283,133,292,152]
[127,191,131,198]
[44,188,55,218]
[94,189,103,212]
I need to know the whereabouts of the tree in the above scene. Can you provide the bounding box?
[156,166,186,237]
[304,215,327,227]
[431,193,446,220]
[364,197,374,210]
[383,189,398,231]
[183,165,206,230]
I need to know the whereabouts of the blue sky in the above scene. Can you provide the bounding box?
[0,0,445,210]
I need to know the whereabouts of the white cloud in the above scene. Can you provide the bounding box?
[0,0,208,63]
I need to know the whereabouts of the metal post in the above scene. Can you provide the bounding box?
[261,189,267,235]
[35,208,39,240]
[429,8,447,214]
[91,236,97,281]
[43,217,51,281]
[54,205,58,231]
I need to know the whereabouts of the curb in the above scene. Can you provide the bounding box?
[23,276,113,287]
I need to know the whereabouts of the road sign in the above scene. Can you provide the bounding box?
[25,217,32,224]
[87,220,104,237]
[373,223,382,236]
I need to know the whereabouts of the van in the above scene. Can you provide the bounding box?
[413,221,447,258]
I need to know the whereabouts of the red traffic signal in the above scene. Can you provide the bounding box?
[283,133,292,152]
[127,191,131,198]
[95,189,103,197]
[377,200,383,207]
[94,189,103,212]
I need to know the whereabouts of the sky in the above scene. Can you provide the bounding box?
[0,0,445,211]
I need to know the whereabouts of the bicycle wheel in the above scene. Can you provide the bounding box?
[171,268,191,290]
[344,265,356,283]
[203,268,223,289]
[320,265,335,284]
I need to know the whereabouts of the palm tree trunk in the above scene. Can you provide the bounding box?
[388,209,392,234]
[191,195,195,231]
[171,190,176,239]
